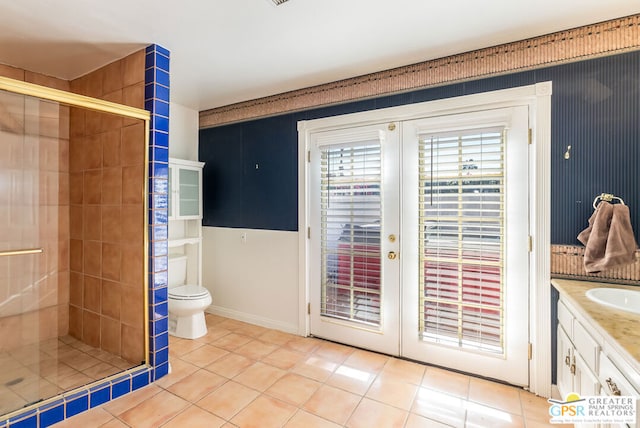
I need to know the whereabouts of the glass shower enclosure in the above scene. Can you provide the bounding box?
[0,76,150,418]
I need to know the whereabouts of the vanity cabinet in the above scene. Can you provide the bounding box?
[556,292,639,428]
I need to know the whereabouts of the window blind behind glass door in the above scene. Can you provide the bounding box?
[320,141,382,327]
[418,127,505,354]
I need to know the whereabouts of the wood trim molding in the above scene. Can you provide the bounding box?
[200,14,640,128]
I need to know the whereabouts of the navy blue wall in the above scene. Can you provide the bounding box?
[199,51,640,244]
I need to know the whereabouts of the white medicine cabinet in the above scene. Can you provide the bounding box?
[168,157,205,286]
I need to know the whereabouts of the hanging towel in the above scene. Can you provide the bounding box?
[577,201,638,273]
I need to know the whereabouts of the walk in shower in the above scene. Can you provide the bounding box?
[0,76,149,418]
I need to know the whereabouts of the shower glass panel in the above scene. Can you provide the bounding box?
[0,82,149,417]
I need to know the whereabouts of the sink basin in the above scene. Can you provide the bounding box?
[585,288,640,314]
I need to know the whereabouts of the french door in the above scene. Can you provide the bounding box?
[308,106,530,386]
[308,123,400,355]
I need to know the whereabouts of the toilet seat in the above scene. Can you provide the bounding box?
[169,285,210,300]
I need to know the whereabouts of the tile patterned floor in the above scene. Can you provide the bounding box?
[52,314,565,427]
[0,336,134,415]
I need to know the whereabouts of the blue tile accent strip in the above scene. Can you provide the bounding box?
[40,404,64,428]
[0,43,172,428]
[65,393,89,418]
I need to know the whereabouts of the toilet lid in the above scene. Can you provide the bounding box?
[169,285,210,300]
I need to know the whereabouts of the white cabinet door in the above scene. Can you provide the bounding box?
[557,325,575,398]
[169,159,204,220]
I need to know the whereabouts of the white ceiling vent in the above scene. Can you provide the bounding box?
[271,0,290,5]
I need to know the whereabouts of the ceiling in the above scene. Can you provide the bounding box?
[0,1,638,111]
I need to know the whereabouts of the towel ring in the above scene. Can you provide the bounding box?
[592,193,625,209]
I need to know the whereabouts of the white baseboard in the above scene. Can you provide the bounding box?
[206,305,299,335]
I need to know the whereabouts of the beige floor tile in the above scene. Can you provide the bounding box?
[205,353,254,378]
[411,387,466,428]
[181,344,229,367]
[161,405,226,428]
[168,337,204,357]
[261,347,307,370]
[259,329,296,346]
[421,366,470,399]
[231,395,297,428]
[291,355,338,382]
[211,332,254,351]
[302,384,362,425]
[51,407,114,427]
[325,364,376,395]
[233,361,286,391]
[467,377,522,414]
[380,358,426,385]
[154,358,199,389]
[119,390,189,428]
[216,318,250,331]
[312,341,354,364]
[342,349,390,373]
[55,371,94,390]
[284,410,342,428]
[193,327,233,344]
[99,418,129,428]
[365,375,419,411]
[233,339,279,361]
[465,401,525,427]
[103,384,163,416]
[284,336,322,354]
[265,373,321,406]
[234,323,269,339]
[346,397,408,428]
[404,413,452,428]
[196,380,260,420]
[519,389,553,423]
[167,369,227,402]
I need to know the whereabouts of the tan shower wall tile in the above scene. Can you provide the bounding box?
[83,205,102,241]
[70,272,83,306]
[122,166,143,204]
[101,280,121,319]
[122,83,144,111]
[120,285,143,327]
[0,63,25,80]
[123,50,145,87]
[70,172,84,204]
[83,240,102,277]
[102,167,122,205]
[121,123,145,166]
[102,243,121,281]
[121,205,143,244]
[68,305,82,339]
[84,134,103,169]
[121,324,144,363]
[103,89,123,105]
[102,206,122,243]
[101,316,121,355]
[121,243,143,286]
[83,170,102,205]
[103,61,123,95]
[70,239,83,272]
[24,71,70,91]
[103,129,121,167]
[83,275,101,313]
[83,310,101,348]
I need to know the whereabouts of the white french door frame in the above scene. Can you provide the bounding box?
[297,82,552,397]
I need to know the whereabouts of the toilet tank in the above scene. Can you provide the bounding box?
[168,254,188,287]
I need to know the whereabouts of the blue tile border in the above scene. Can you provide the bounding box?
[0,43,171,428]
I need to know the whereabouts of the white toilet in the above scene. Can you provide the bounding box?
[167,254,212,339]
